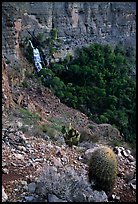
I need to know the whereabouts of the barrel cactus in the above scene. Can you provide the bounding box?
[61,123,80,147]
[88,146,118,194]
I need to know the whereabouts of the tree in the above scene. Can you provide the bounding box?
[50,28,58,40]
[37,43,136,146]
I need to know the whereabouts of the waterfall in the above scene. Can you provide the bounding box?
[29,40,42,72]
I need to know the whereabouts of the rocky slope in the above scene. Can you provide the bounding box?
[2,57,136,202]
[2,126,136,202]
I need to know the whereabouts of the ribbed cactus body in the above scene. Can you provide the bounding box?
[88,146,117,194]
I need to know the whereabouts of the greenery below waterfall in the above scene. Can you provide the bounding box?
[37,43,136,146]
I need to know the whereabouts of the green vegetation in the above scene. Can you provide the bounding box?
[19,107,41,122]
[21,80,28,88]
[61,123,80,147]
[25,44,33,64]
[4,56,10,64]
[110,138,122,147]
[36,32,45,43]
[25,28,59,66]
[39,124,56,138]
[15,107,58,139]
[88,146,118,194]
[48,117,66,132]
[50,28,58,40]
[37,43,136,147]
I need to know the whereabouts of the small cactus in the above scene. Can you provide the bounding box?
[61,123,80,147]
[88,146,118,194]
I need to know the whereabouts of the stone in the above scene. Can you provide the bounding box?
[128,155,135,162]
[55,148,63,157]
[20,180,28,185]
[77,156,83,161]
[2,168,9,174]
[17,145,26,151]
[116,195,120,200]
[23,185,28,191]
[125,149,131,155]
[21,182,28,192]
[128,178,136,185]
[24,195,35,202]
[35,164,108,202]
[122,150,129,157]
[2,105,4,112]
[114,146,122,157]
[2,186,8,202]
[55,136,65,145]
[84,147,96,163]
[130,183,136,190]
[125,170,135,183]
[119,146,125,151]
[52,157,63,167]
[61,156,68,164]
[17,121,23,128]
[79,141,97,150]
[90,190,108,202]
[2,162,7,167]
[26,144,31,148]
[47,143,54,148]
[28,182,36,193]
[14,153,24,160]
[33,158,44,162]
[112,194,116,199]
[48,193,67,202]
[11,162,17,166]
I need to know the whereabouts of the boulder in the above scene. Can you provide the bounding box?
[35,164,108,202]
[28,182,37,193]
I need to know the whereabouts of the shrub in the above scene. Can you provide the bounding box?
[21,80,28,88]
[39,43,136,146]
[61,123,80,147]
[39,124,56,138]
[50,28,58,40]
[88,146,117,194]
[37,32,45,42]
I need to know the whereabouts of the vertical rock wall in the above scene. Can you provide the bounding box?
[2,2,136,61]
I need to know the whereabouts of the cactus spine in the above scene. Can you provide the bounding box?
[88,146,117,194]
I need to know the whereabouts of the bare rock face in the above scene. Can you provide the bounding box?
[2,3,22,59]
[2,57,14,109]
[2,2,136,61]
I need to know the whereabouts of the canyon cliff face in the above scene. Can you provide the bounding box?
[2,2,136,61]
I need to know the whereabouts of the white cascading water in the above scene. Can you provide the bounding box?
[29,40,42,72]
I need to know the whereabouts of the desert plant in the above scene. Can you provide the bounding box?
[36,32,45,42]
[21,80,28,88]
[50,28,58,40]
[88,146,118,194]
[61,123,80,147]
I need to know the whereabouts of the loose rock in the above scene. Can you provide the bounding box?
[48,193,67,202]
[2,186,8,202]
[14,153,24,160]
[2,168,9,174]
[24,195,35,202]
[28,182,36,193]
